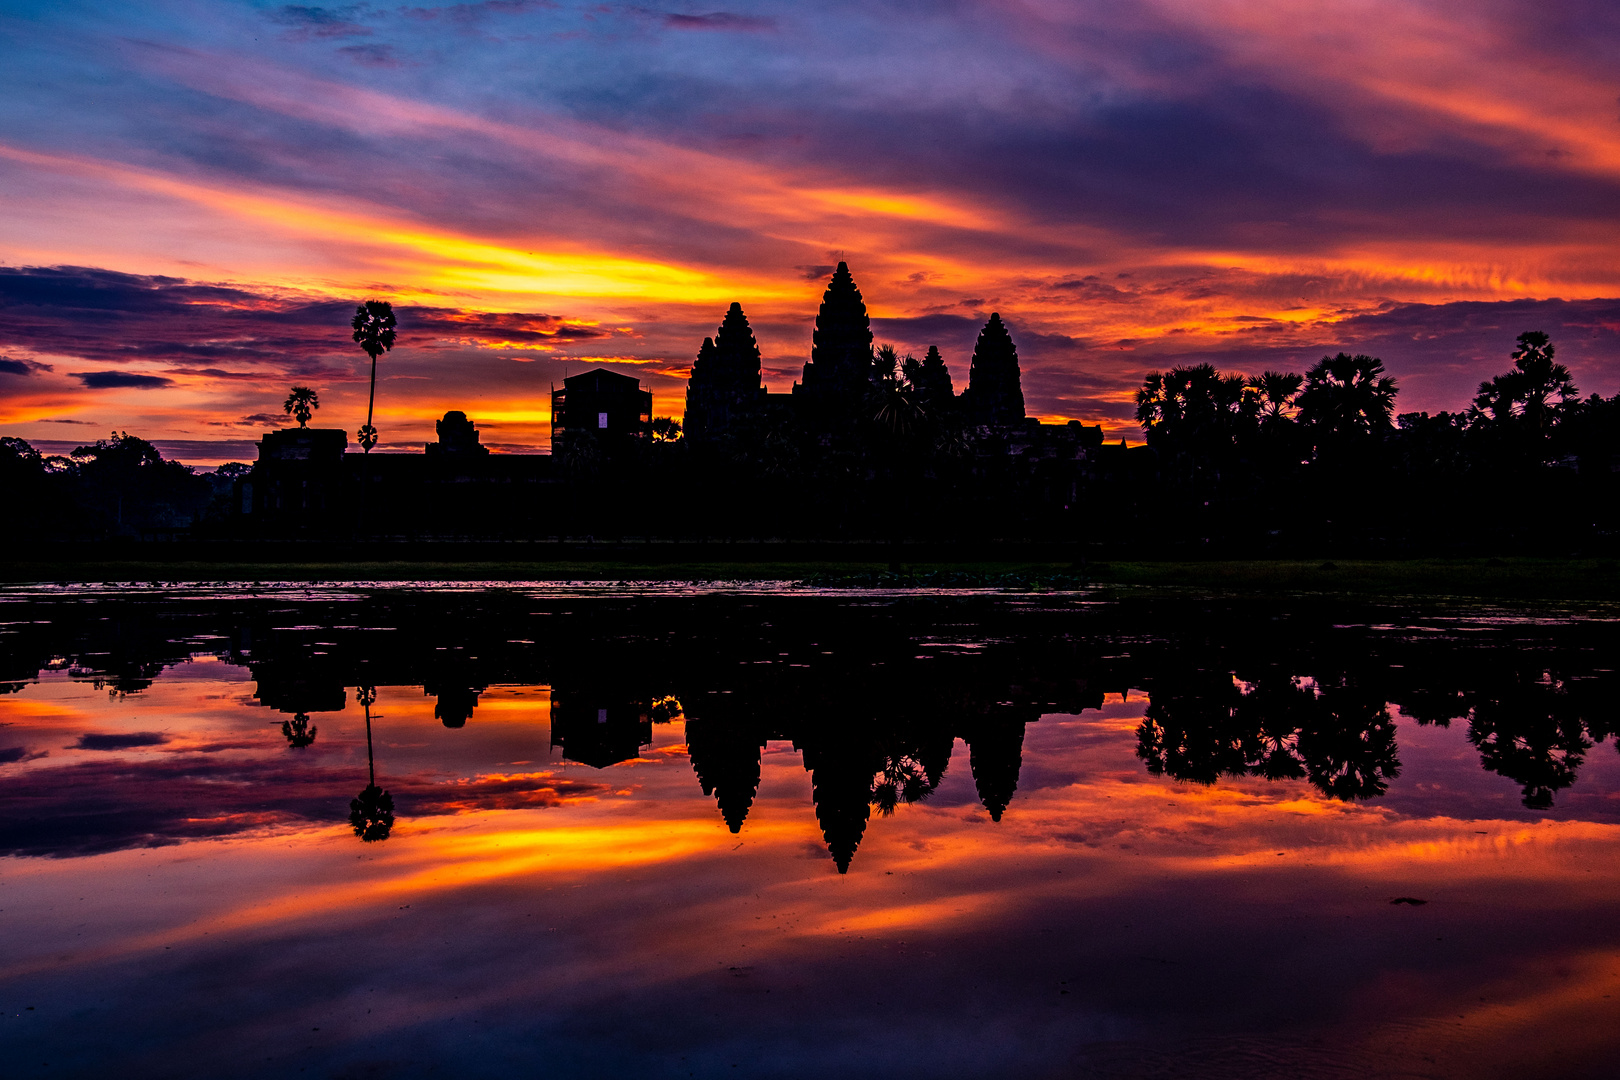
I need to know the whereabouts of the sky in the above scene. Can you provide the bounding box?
[2,0,1619,462]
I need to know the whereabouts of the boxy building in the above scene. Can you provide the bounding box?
[246,427,349,530]
[550,368,653,445]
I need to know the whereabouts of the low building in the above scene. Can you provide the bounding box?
[549,691,653,768]
[551,369,653,444]
[245,427,349,531]
[242,412,560,537]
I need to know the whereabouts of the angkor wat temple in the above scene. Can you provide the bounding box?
[686,262,1031,443]
[230,262,1139,541]
[681,260,1098,466]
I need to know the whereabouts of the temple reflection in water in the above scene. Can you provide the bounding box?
[3,588,1619,871]
[230,601,1063,872]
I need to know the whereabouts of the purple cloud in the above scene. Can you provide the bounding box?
[0,753,607,858]
[663,11,775,32]
[0,267,608,378]
[270,5,373,40]
[338,44,402,67]
[0,355,51,376]
[74,372,176,390]
[73,732,171,750]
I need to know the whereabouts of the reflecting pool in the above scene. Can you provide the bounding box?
[3,585,1619,1078]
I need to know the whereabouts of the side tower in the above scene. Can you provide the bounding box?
[912,345,955,410]
[962,313,1026,427]
[683,302,764,445]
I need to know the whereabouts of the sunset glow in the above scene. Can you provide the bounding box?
[1,1,1617,461]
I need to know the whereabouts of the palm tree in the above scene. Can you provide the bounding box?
[1136,364,1256,442]
[868,734,947,817]
[1248,371,1303,423]
[1136,364,1258,494]
[351,301,397,453]
[350,301,395,537]
[282,386,319,429]
[873,377,926,440]
[1297,681,1401,802]
[1473,331,1577,434]
[1297,353,1398,443]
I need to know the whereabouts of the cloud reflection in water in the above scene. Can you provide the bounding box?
[2,589,1620,1077]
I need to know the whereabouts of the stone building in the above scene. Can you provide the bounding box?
[245,427,349,530]
[551,368,653,444]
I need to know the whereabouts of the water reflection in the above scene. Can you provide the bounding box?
[6,588,1620,1079]
[1137,671,1402,800]
[280,712,317,748]
[349,685,394,842]
[2,590,1618,872]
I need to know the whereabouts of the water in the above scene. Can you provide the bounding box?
[2,585,1619,1078]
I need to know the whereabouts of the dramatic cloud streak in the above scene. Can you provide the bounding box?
[0,752,609,858]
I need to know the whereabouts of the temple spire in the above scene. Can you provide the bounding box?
[713,302,761,379]
[966,718,1028,822]
[799,261,874,401]
[963,313,1026,426]
[913,344,955,406]
[686,720,763,834]
[684,303,764,444]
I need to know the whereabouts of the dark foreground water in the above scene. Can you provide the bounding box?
[2,583,1619,1079]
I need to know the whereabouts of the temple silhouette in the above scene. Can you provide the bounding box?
[8,590,1620,867]
[6,275,1619,550]
[685,264,1045,438]
[223,261,1115,541]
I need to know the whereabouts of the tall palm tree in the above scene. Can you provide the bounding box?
[1136,364,1258,493]
[351,301,397,453]
[350,301,395,537]
[282,386,319,429]
[870,344,926,438]
[349,685,395,842]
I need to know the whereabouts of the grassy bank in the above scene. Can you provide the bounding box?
[3,555,1618,601]
[1088,557,1620,600]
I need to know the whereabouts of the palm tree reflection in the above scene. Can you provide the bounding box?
[349,686,395,842]
[869,731,952,817]
[280,712,317,749]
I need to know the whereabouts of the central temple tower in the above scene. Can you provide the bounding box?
[796,261,874,403]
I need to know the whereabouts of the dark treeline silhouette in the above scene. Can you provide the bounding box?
[7,272,1615,550]
[1132,332,1620,550]
[0,432,226,540]
[4,592,1620,867]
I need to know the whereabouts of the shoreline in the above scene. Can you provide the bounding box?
[3,555,1617,601]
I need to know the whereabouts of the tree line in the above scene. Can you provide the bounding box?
[4,323,1616,549]
[0,431,234,540]
[1129,332,1620,550]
